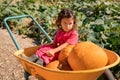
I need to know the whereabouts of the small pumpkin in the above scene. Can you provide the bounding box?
[58,45,74,70]
[68,41,108,70]
[59,45,74,62]
[46,60,60,70]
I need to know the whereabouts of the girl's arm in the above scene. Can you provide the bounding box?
[47,42,69,56]
[54,42,69,53]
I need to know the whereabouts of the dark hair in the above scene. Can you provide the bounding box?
[55,8,78,31]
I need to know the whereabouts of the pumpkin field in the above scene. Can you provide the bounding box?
[0,0,120,80]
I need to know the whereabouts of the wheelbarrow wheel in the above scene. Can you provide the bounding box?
[24,70,30,80]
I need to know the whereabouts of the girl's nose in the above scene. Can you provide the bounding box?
[66,24,69,27]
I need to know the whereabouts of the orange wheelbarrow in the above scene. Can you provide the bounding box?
[4,15,120,80]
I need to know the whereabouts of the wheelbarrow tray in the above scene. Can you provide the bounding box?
[14,46,120,80]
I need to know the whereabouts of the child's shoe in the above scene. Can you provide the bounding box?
[35,58,44,66]
[28,54,39,62]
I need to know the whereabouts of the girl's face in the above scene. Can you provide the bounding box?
[61,17,74,32]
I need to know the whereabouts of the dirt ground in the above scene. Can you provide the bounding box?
[0,28,38,80]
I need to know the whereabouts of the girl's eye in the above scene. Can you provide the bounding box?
[64,22,67,25]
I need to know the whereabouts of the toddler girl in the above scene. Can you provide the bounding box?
[29,8,78,66]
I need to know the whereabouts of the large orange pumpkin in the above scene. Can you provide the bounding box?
[58,45,74,70]
[68,41,108,70]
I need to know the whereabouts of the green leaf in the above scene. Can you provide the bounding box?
[106,7,113,14]
[95,19,104,25]
[86,33,97,42]
[93,25,104,32]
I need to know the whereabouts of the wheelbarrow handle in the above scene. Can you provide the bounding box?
[3,15,53,50]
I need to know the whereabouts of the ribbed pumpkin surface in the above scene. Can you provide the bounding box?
[58,45,74,70]
[59,45,74,62]
[68,42,108,70]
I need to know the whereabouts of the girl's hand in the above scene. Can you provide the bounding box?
[46,49,55,56]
